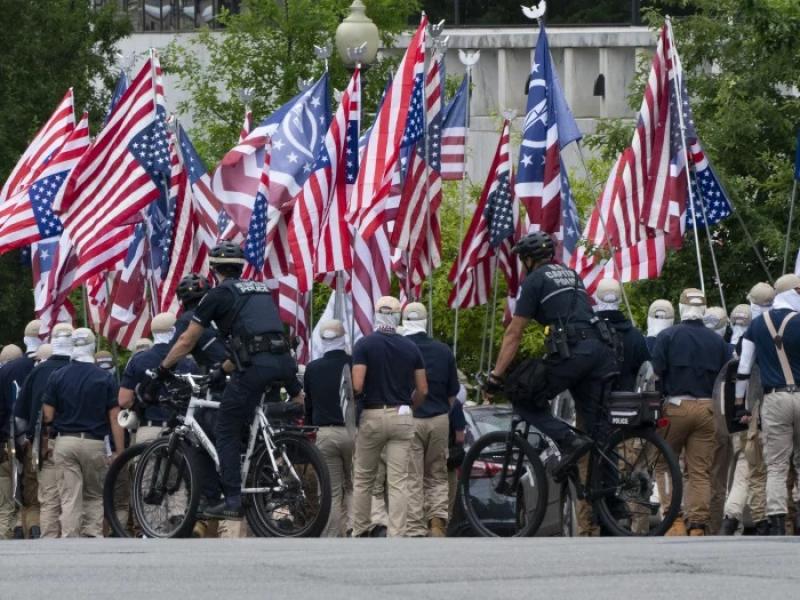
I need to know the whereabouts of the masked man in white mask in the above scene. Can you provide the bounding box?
[350,296,428,537]
[646,299,675,354]
[729,304,751,353]
[704,307,729,339]
[652,288,733,536]
[748,282,775,320]
[736,274,800,535]
[304,319,354,537]
[42,328,124,537]
[401,303,458,537]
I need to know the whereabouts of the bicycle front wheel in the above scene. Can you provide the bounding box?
[245,433,331,538]
[131,437,199,538]
[459,430,548,537]
[103,443,148,538]
[591,427,682,536]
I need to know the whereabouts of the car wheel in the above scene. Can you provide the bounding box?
[560,483,577,537]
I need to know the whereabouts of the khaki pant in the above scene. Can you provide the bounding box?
[38,455,61,538]
[658,399,715,528]
[370,452,389,528]
[317,426,354,537]
[54,436,108,538]
[406,414,449,536]
[709,426,732,534]
[761,390,800,516]
[724,424,767,523]
[351,407,413,537]
[0,451,14,539]
[134,425,163,446]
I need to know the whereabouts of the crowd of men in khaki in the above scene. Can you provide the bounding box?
[3,270,800,538]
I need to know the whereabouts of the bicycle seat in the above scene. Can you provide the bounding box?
[264,401,304,420]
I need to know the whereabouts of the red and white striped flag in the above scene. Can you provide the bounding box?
[288,69,360,293]
[1,89,75,204]
[58,54,169,256]
[347,16,427,239]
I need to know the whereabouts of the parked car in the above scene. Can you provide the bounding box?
[448,403,577,537]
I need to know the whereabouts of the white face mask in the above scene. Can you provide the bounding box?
[23,336,41,355]
[320,333,348,354]
[647,317,674,338]
[679,303,706,322]
[594,301,620,312]
[153,329,175,345]
[750,303,771,319]
[402,319,427,336]
[774,289,800,312]
[731,324,748,346]
[51,337,74,356]
[373,312,399,333]
[72,343,96,363]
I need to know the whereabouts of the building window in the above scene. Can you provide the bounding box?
[421,0,647,26]
[91,1,242,32]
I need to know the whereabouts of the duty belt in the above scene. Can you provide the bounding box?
[247,333,290,355]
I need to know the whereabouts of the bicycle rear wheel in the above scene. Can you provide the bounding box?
[131,437,199,538]
[244,433,331,538]
[459,430,548,537]
[103,443,148,538]
[591,427,682,536]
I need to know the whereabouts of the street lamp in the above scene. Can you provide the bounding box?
[335,0,379,68]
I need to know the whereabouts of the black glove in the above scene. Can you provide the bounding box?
[481,372,504,395]
[208,367,227,390]
[151,365,175,383]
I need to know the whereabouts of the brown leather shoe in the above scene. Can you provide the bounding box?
[688,524,705,536]
[429,517,447,537]
[665,519,687,536]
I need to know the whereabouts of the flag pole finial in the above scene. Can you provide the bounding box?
[521,1,547,22]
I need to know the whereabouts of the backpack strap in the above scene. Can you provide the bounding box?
[763,311,798,387]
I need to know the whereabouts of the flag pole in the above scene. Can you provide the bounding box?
[784,180,798,275]
[475,256,495,402]
[576,144,635,323]
[693,177,727,311]
[452,50,479,360]
[667,18,706,295]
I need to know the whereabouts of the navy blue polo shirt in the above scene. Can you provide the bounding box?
[406,333,459,418]
[304,350,351,426]
[172,309,227,369]
[651,320,732,398]
[120,344,197,422]
[744,309,800,388]
[14,355,71,438]
[43,361,119,439]
[0,355,34,441]
[352,331,425,407]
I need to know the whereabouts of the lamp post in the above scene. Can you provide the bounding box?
[335,0,379,68]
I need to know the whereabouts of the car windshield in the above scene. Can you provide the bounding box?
[469,405,512,436]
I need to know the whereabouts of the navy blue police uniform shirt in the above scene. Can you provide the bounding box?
[514,263,596,328]
[651,320,732,398]
[304,350,352,426]
[352,332,425,407]
[121,344,197,423]
[0,355,35,442]
[448,400,467,448]
[596,310,651,392]
[43,362,118,439]
[172,309,227,369]
[744,309,800,389]
[406,332,459,418]
[14,355,71,438]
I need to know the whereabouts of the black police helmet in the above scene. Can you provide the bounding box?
[209,241,246,266]
[176,273,209,303]
[512,231,555,262]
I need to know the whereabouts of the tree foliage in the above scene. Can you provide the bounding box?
[0,0,130,344]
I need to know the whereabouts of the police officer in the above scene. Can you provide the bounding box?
[0,320,43,539]
[42,328,124,537]
[172,273,227,371]
[14,323,74,538]
[484,232,618,475]
[118,312,196,445]
[401,302,458,537]
[645,299,675,354]
[593,279,650,392]
[304,319,353,537]
[736,274,800,535]
[652,288,732,536]
[350,296,428,538]
[158,242,301,520]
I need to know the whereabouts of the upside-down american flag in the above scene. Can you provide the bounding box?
[449,120,518,309]
[58,54,170,257]
[686,140,732,229]
[570,22,690,293]
[347,16,427,239]
[0,89,76,204]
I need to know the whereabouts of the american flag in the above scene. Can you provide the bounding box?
[559,162,581,264]
[686,140,732,229]
[516,25,580,247]
[178,125,223,254]
[449,120,518,309]
[289,69,360,293]
[0,114,90,253]
[570,23,689,293]
[215,108,252,240]
[440,75,468,181]
[58,54,169,256]
[245,149,271,273]
[347,16,427,239]
[0,89,75,204]
[31,238,74,331]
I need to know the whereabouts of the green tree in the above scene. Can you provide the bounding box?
[164,0,420,163]
[0,0,130,344]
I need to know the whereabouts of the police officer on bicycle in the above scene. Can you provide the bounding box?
[156,242,302,520]
[171,274,227,370]
[482,232,619,476]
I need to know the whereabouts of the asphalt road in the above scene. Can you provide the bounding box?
[1,537,799,599]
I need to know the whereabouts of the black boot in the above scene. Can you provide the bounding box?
[29,526,41,539]
[12,526,24,539]
[769,514,787,536]
[551,435,593,481]
[719,517,739,536]
[755,519,770,536]
[795,502,800,535]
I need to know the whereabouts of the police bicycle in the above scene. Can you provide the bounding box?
[460,373,682,537]
[117,373,331,538]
